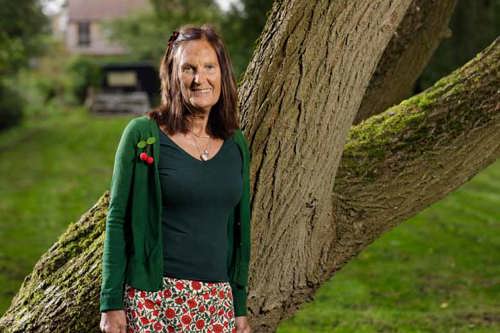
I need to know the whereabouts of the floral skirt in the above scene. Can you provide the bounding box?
[123,276,236,333]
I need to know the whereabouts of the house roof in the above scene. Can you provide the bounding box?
[67,0,150,21]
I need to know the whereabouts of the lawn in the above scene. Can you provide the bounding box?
[0,108,498,332]
[0,107,134,314]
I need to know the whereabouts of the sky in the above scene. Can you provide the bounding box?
[41,0,241,15]
[216,0,241,11]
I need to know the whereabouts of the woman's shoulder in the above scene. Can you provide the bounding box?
[123,115,153,132]
[234,128,249,144]
[231,128,250,157]
[231,128,244,140]
[132,114,154,127]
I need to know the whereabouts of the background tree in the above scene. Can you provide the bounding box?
[0,0,49,130]
[105,0,274,82]
[0,0,499,332]
[103,0,224,67]
[218,0,274,82]
[0,0,48,76]
[418,0,500,90]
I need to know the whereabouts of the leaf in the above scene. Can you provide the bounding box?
[137,140,147,148]
[147,137,156,144]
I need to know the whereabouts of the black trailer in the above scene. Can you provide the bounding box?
[87,62,160,115]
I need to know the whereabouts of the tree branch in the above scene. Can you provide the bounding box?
[332,35,500,281]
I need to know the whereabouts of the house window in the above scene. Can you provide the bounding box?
[77,21,91,47]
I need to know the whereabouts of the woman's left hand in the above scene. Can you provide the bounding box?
[235,316,251,333]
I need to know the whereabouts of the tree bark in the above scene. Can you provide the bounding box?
[1,1,499,332]
[248,36,499,331]
[332,38,500,311]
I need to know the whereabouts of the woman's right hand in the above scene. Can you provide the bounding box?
[100,309,127,333]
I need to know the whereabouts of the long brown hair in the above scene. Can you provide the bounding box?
[146,24,240,139]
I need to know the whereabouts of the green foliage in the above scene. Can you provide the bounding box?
[103,1,224,64]
[219,0,274,82]
[10,70,75,119]
[418,0,500,90]
[0,0,51,130]
[0,81,25,130]
[65,56,103,104]
[4,39,83,119]
[102,0,273,82]
[0,0,49,75]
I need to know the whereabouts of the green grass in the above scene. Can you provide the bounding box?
[0,107,135,314]
[277,163,500,332]
[0,108,499,332]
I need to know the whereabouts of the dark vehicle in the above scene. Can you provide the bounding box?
[87,62,160,115]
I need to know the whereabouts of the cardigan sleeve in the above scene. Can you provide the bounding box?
[100,118,138,312]
[230,130,251,317]
[230,282,248,316]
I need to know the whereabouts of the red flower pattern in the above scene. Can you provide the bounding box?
[196,319,205,329]
[123,276,236,332]
[165,308,176,319]
[187,298,197,308]
[192,281,202,290]
[153,321,163,331]
[144,299,155,309]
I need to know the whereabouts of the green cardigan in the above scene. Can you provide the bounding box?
[99,115,251,316]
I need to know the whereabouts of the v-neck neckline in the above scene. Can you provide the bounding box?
[159,129,227,163]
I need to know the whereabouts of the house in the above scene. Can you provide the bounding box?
[63,0,150,56]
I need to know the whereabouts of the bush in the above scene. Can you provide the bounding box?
[65,56,102,104]
[0,81,25,131]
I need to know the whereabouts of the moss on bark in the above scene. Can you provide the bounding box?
[340,37,498,184]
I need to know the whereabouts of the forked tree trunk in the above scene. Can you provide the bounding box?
[1,0,498,332]
[247,37,499,331]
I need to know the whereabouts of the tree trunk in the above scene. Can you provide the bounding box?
[1,1,498,332]
[248,36,499,330]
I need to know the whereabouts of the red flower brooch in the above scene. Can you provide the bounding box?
[137,136,156,165]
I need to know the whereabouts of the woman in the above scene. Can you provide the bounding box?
[99,24,252,333]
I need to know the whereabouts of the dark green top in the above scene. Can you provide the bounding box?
[158,130,243,282]
[99,115,252,316]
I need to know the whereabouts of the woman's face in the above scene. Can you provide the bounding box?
[176,39,222,114]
